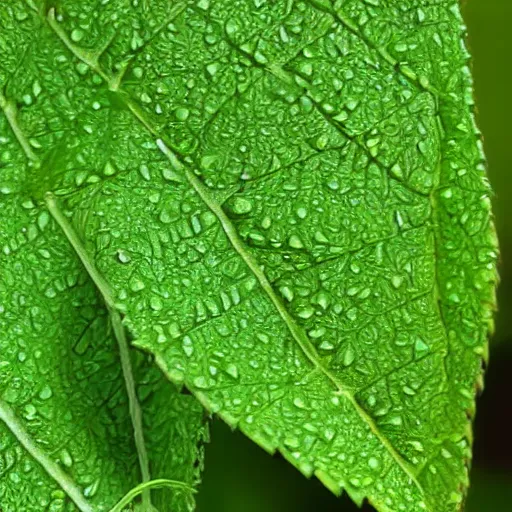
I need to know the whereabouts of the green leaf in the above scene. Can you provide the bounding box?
[0,189,206,511]
[0,6,206,512]
[0,1,498,512]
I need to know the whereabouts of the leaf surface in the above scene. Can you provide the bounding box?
[0,4,206,512]
[1,1,498,511]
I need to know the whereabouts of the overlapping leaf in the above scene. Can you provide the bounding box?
[0,1,498,511]
[0,3,206,511]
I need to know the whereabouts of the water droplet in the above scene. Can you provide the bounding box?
[297,307,314,319]
[175,107,190,121]
[84,479,99,497]
[254,50,268,64]
[346,308,357,321]
[9,472,21,484]
[139,164,151,181]
[324,428,335,441]
[261,216,272,229]
[293,397,306,409]
[315,291,330,310]
[129,278,145,292]
[150,296,163,311]
[441,448,452,459]
[414,337,429,357]
[226,19,238,36]
[346,99,359,111]
[45,287,57,299]
[289,234,304,249]
[449,492,463,504]
[314,231,329,243]
[140,92,152,104]
[343,345,355,366]
[350,262,360,274]
[206,62,219,76]
[182,336,194,357]
[395,211,404,228]
[22,199,35,209]
[39,385,52,400]
[296,207,308,219]
[232,197,252,215]
[284,437,300,449]
[280,286,294,301]
[409,441,424,452]
[388,415,403,426]
[71,29,84,42]
[193,376,210,389]
[347,287,358,297]
[256,332,270,344]
[391,275,403,289]
[226,363,239,379]
[308,327,325,339]
[368,457,380,469]
[38,211,50,231]
[59,449,73,468]
[403,386,416,396]
[442,188,453,199]
[448,293,460,303]
[367,395,377,407]
[358,288,371,299]
[117,250,131,264]
[24,404,37,420]
[349,477,361,488]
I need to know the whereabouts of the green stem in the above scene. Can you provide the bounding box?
[108,479,194,512]
[45,193,153,510]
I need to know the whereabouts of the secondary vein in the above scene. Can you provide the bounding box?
[45,193,154,511]
[0,398,94,512]
[0,93,38,162]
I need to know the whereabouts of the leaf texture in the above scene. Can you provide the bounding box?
[0,3,206,512]
[0,185,206,511]
[0,1,498,512]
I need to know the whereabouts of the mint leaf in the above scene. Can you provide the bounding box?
[0,5,206,512]
[1,1,498,512]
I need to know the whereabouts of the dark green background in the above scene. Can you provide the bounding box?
[196,1,512,510]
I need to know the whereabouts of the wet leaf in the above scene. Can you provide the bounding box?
[0,4,206,512]
[0,1,498,512]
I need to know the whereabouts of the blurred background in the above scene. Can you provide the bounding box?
[196,1,512,510]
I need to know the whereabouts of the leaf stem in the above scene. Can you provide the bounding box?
[0,399,94,512]
[45,192,153,510]
[108,479,194,512]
